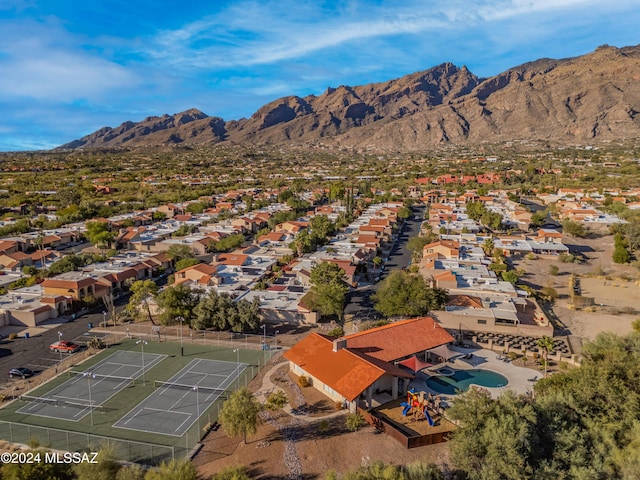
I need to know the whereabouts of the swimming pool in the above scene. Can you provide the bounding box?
[425,369,508,395]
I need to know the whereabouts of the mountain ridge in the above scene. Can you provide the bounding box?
[60,44,640,151]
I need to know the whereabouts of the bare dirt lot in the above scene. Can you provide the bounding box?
[194,356,450,479]
[511,233,640,348]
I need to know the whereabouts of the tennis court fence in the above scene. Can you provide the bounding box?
[0,420,180,466]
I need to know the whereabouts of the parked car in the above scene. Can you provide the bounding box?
[9,367,34,379]
[49,341,80,353]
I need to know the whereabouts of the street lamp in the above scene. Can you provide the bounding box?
[193,386,200,439]
[57,331,63,361]
[177,316,184,356]
[233,348,240,373]
[83,372,96,426]
[274,330,279,350]
[102,311,107,328]
[260,324,266,348]
[136,340,148,385]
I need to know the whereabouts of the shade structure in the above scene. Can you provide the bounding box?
[397,355,433,373]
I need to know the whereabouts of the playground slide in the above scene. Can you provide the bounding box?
[400,402,411,416]
[424,408,435,426]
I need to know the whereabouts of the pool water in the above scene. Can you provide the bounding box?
[425,369,508,395]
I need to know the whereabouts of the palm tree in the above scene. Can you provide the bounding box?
[536,335,554,378]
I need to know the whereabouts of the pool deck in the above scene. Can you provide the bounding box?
[408,345,539,403]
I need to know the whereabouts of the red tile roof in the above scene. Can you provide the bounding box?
[283,333,410,401]
[344,316,454,362]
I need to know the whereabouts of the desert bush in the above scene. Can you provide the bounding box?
[8,333,17,340]
[326,326,344,338]
[318,419,329,433]
[345,412,364,432]
[297,375,309,388]
[549,265,559,276]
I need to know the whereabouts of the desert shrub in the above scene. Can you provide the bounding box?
[318,419,330,433]
[345,412,364,432]
[297,375,309,388]
[326,326,344,338]
[8,333,17,340]
[549,265,559,276]
[525,252,537,260]
[334,401,343,410]
[507,352,518,361]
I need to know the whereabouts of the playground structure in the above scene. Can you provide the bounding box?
[400,388,438,426]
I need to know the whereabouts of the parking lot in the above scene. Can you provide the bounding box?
[0,314,108,390]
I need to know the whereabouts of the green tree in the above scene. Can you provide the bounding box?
[126,280,159,324]
[536,335,554,378]
[73,446,121,480]
[397,205,412,220]
[501,270,519,284]
[185,202,205,214]
[166,244,194,263]
[530,210,547,228]
[309,214,336,244]
[85,221,116,251]
[290,229,314,256]
[372,270,447,317]
[174,257,201,271]
[309,262,349,320]
[562,218,588,238]
[152,211,167,222]
[143,459,198,480]
[155,284,202,325]
[448,390,537,480]
[193,291,260,332]
[219,387,262,444]
[612,233,631,264]
[407,236,431,260]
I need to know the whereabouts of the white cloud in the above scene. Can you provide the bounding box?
[144,0,636,70]
[0,19,138,102]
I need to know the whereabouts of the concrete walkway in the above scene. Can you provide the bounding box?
[254,358,346,422]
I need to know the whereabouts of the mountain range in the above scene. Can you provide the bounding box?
[60,44,640,151]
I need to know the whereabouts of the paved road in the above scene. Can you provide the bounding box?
[0,295,130,390]
[344,205,426,323]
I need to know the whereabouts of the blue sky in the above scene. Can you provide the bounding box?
[1,0,639,151]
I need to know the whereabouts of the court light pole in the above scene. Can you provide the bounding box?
[136,340,148,386]
[177,316,184,356]
[102,311,107,328]
[275,330,279,350]
[193,386,200,440]
[233,348,240,372]
[83,372,96,426]
[57,331,63,361]
[260,324,266,348]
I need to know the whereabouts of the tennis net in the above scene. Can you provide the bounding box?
[19,395,59,407]
[153,380,226,396]
[68,371,135,386]
[20,395,105,412]
[60,399,105,413]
